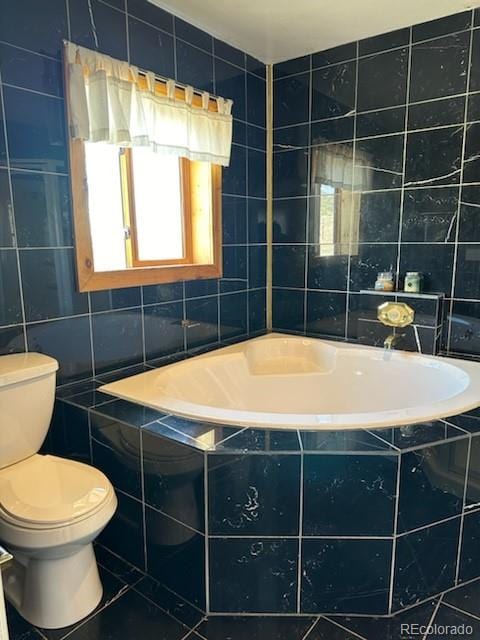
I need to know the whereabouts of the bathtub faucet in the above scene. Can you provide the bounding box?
[384,333,405,350]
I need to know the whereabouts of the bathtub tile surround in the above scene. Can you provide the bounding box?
[356,291,444,353]
[45,382,480,617]
[272,8,480,361]
[0,0,267,381]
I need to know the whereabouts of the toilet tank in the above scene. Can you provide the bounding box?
[0,353,59,469]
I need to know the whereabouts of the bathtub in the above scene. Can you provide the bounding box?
[99,333,480,430]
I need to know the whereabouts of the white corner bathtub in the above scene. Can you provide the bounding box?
[99,333,480,430]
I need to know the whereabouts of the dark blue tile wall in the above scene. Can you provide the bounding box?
[272,9,480,360]
[0,0,266,383]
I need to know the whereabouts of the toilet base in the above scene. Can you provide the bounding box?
[3,543,103,629]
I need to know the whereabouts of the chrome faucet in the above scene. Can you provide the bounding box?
[384,333,405,350]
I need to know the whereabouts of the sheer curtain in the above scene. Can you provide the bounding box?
[64,41,233,166]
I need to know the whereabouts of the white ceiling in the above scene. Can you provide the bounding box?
[149,0,477,64]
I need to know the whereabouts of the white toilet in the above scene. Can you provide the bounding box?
[0,353,117,629]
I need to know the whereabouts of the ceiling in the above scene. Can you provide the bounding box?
[149,0,477,64]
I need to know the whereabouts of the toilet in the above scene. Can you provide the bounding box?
[0,353,117,629]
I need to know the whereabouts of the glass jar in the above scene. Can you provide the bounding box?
[404,272,422,293]
[375,271,394,291]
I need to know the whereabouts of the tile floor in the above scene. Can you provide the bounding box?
[5,546,480,640]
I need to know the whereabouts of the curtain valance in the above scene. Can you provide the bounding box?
[64,41,233,166]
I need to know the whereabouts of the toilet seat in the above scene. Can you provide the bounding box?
[0,454,113,530]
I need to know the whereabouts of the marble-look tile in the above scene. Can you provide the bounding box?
[91,398,166,427]
[176,40,213,92]
[143,301,185,360]
[463,122,480,184]
[312,61,356,120]
[0,169,13,248]
[143,429,205,531]
[430,604,480,636]
[397,439,469,533]
[37,565,131,640]
[359,27,410,56]
[274,54,310,79]
[305,291,347,338]
[454,244,480,299]
[401,187,459,243]
[332,598,438,640]
[272,288,305,332]
[273,198,307,243]
[127,0,173,32]
[209,538,298,613]
[459,509,480,582]
[20,248,88,321]
[145,506,206,609]
[444,577,480,617]
[312,42,356,69]
[0,250,22,326]
[301,538,392,614]
[6,602,47,640]
[450,301,480,355]
[152,415,243,450]
[356,106,406,138]
[412,11,471,42]
[220,291,248,339]
[300,429,395,452]
[303,453,397,536]
[399,244,454,294]
[372,421,464,450]
[404,126,463,187]
[393,518,461,609]
[355,134,404,190]
[349,244,398,292]
[92,308,144,373]
[71,0,128,60]
[91,424,142,499]
[307,245,349,291]
[26,316,93,384]
[303,618,359,639]
[357,48,408,111]
[410,32,470,102]
[274,72,310,127]
[212,428,301,453]
[208,454,300,535]
[128,16,174,78]
[134,575,204,628]
[459,185,480,242]
[95,545,143,586]
[466,434,480,507]
[272,245,306,288]
[273,149,308,198]
[310,141,354,188]
[274,123,309,149]
[65,588,188,640]
[195,616,316,640]
[408,96,466,130]
[358,190,402,243]
[311,115,354,144]
[100,490,145,571]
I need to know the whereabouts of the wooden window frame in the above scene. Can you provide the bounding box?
[69,138,222,292]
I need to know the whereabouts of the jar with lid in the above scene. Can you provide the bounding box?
[404,272,422,293]
[374,271,394,291]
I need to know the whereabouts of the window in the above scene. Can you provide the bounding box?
[70,138,222,291]
[64,42,230,293]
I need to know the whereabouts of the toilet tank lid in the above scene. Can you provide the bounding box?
[0,353,58,388]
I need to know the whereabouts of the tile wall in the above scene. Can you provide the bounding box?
[0,0,267,384]
[272,9,480,359]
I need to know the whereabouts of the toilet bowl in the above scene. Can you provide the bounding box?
[0,353,117,629]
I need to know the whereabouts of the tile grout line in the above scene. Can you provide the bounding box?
[395,26,413,290]
[0,68,28,352]
[447,10,475,353]
[302,54,313,335]
[421,594,444,640]
[203,451,210,614]
[388,452,402,613]
[322,616,369,640]
[454,431,472,584]
[344,40,359,339]
[296,447,304,613]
